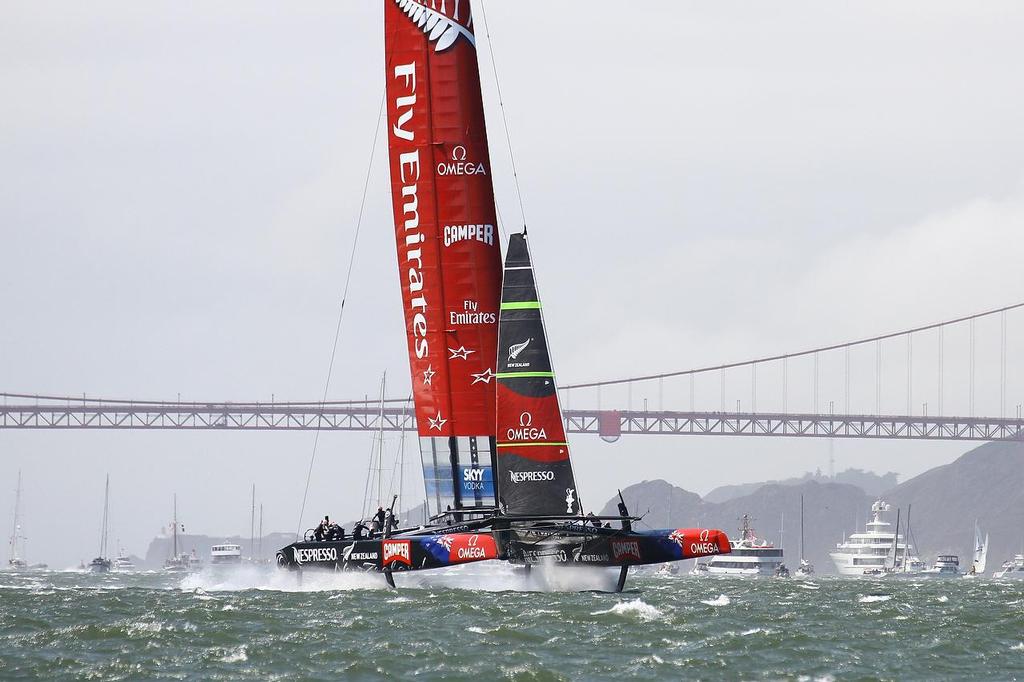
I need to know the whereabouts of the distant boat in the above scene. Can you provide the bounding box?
[89,475,112,573]
[163,494,201,572]
[993,554,1024,580]
[7,470,28,570]
[830,500,924,576]
[920,554,961,578]
[964,521,988,577]
[112,553,135,572]
[794,494,814,578]
[702,515,785,577]
[211,543,243,566]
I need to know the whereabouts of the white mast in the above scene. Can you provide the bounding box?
[98,474,110,559]
[250,484,256,562]
[9,470,23,564]
[172,494,179,558]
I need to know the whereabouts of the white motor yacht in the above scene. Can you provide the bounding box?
[211,543,243,566]
[994,555,1024,579]
[702,515,785,577]
[920,554,961,578]
[830,500,924,576]
[112,553,136,572]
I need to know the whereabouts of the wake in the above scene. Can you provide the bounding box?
[176,560,623,593]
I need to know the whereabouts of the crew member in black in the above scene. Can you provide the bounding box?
[374,507,386,529]
[314,515,330,541]
[617,501,632,532]
[353,521,368,540]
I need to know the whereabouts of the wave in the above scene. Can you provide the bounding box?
[592,599,665,621]
[701,594,731,606]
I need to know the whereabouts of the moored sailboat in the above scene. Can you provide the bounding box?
[6,471,45,570]
[794,494,814,578]
[88,475,112,573]
[164,495,200,573]
[275,0,731,590]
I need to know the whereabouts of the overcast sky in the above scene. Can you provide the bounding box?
[2,2,1023,567]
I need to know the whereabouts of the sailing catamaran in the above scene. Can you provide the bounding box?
[276,1,730,590]
[88,474,112,573]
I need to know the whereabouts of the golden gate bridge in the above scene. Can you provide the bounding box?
[3,302,1022,442]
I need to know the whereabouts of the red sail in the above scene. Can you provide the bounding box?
[384,0,502,440]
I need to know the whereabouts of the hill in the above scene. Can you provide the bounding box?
[704,468,898,503]
[885,440,1024,567]
[599,441,1024,574]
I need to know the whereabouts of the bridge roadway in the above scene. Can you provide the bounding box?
[1,400,1022,441]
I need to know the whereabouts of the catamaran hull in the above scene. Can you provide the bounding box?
[502,527,731,568]
[277,533,499,573]
[277,527,729,573]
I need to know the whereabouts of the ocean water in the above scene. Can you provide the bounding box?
[2,565,1023,680]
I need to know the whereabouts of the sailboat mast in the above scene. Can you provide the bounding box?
[9,470,22,562]
[780,512,785,551]
[891,508,901,570]
[377,372,386,510]
[800,494,805,562]
[903,504,912,572]
[99,474,110,558]
[172,494,178,558]
[258,504,264,562]
[250,484,255,562]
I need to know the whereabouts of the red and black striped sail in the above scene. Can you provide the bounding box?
[495,234,581,517]
[384,0,502,516]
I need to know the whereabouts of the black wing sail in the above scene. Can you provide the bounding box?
[495,233,581,517]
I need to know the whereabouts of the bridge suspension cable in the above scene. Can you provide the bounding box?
[558,301,1024,391]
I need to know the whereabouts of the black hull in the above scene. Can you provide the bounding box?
[277,523,730,575]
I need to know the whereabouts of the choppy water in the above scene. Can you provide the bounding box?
[2,565,1023,680]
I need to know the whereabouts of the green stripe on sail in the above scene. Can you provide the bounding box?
[496,371,555,379]
[500,301,541,310]
[496,442,569,448]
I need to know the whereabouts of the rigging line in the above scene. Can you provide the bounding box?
[559,300,1024,391]
[385,394,413,510]
[295,86,388,539]
[478,0,528,232]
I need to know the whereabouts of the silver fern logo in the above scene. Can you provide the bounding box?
[507,338,532,361]
[395,0,475,52]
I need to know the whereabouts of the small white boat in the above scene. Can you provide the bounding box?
[920,554,961,578]
[211,543,243,566]
[794,558,815,578]
[994,554,1024,580]
[112,554,135,572]
[704,515,785,577]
